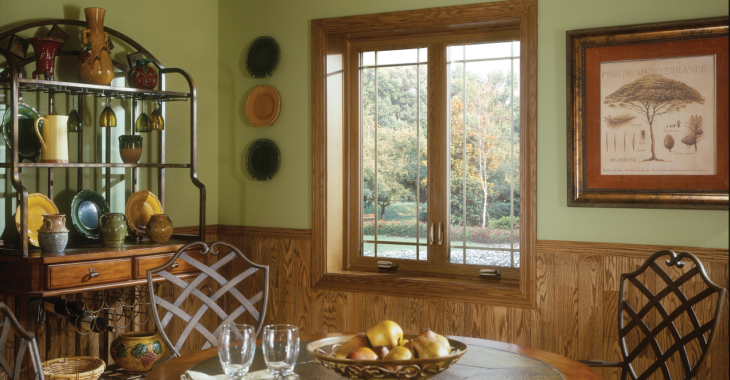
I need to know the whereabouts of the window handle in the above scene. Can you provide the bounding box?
[429,223,434,245]
[438,222,444,246]
[480,269,501,278]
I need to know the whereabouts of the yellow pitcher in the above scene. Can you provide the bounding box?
[34,115,69,163]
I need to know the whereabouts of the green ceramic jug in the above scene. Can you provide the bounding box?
[99,213,127,248]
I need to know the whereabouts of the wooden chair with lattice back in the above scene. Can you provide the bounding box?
[0,302,44,380]
[147,241,269,357]
[581,250,726,380]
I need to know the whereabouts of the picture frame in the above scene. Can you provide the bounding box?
[567,17,729,210]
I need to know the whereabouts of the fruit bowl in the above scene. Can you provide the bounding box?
[307,334,468,380]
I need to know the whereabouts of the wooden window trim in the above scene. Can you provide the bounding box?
[311,0,537,308]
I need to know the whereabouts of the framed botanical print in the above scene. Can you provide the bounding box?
[567,17,729,209]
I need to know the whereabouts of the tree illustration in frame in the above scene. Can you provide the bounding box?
[603,74,705,161]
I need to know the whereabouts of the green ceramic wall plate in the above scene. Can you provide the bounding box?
[71,190,111,240]
[247,139,281,181]
[2,102,42,161]
[246,36,280,78]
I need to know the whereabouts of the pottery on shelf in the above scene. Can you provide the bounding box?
[77,7,114,85]
[37,214,68,254]
[34,115,69,163]
[110,331,166,373]
[128,59,158,90]
[27,37,64,81]
[119,135,143,163]
[146,214,173,244]
[99,213,126,248]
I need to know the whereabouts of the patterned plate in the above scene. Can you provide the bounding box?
[15,193,59,246]
[125,190,163,237]
[71,190,111,240]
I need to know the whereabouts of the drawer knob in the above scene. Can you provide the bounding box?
[89,268,99,278]
[170,262,179,269]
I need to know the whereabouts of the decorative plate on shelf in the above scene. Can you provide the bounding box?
[246,85,281,127]
[246,139,281,181]
[15,193,59,246]
[125,190,163,237]
[71,190,110,240]
[2,102,42,162]
[246,36,280,78]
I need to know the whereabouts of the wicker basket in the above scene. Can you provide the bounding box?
[42,357,106,380]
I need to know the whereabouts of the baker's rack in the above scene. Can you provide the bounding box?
[0,19,207,256]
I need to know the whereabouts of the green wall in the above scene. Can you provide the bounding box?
[1,0,219,237]
[217,0,728,248]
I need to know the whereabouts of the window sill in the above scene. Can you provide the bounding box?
[312,269,534,308]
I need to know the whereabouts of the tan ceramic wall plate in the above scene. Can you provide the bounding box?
[125,190,162,238]
[15,193,59,246]
[246,85,281,127]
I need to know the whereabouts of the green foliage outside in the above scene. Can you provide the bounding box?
[364,220,518,245]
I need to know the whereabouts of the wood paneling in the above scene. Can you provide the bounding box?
[216,227,728,380]
[2,226,726,380]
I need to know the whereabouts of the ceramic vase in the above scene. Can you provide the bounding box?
[119,135,143,163]
[110,332,166,373]
[146,214,173,244]
[100,213,126,248]
[38,214,68,254]
[77,7,114,85]
[128,59,158,90]
[27,37,64,81]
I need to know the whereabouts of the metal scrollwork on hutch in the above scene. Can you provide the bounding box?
[0,19,206,256]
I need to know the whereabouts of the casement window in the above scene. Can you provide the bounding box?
[312,0,537,306]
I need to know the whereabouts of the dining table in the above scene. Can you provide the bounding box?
[146,333,602,380]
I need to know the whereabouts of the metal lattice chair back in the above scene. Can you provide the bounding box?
[0,302,44,380]
[618,250,726,380]
[147,241,269,357]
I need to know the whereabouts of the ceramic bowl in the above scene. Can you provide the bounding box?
[110,332,166,373]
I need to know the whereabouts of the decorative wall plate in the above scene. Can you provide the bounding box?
[246,85,281,127]
[15,193,59,246]
[2,102,42,161]
[247,139,281,181]
[71,190,110,240]
[125,190,163,237]
[246,36,279,78]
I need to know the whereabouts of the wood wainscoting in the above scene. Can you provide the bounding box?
[1,226,726,380]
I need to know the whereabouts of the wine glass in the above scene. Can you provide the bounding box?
[99,97,116,127]
[218,324,256,380]
[262,324,299,379]
[67,95,83,132]
[148,101,164,130]
[135,100,150,133]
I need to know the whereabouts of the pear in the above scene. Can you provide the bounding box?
[366,320,403,349]
[412,328,450,358]
[335,334,371,359]
[372,345,390,360]
[400,339,416,357]
[346,346,379,361]
[383,346,413,371]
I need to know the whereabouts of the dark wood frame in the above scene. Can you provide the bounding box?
[566,17,729,210]
[311,0,537,307]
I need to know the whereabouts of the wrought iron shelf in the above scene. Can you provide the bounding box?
[0,78,190,101]
[2,163,192,168]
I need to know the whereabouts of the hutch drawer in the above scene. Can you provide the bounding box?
[134,252,205,278]
[46,258,132,290]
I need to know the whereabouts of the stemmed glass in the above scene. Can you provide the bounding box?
[262,325,299,379]
[99,97,117,127]
[148,101,164,130]
[135,100,150,133]
[218,324,256,380]
[67,95,83,132]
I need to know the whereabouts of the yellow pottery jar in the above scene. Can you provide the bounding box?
[146,214,173,244]
[77,7,114,85]
[110,332,166,373]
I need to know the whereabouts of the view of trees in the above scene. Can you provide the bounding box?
[362,54,519,231]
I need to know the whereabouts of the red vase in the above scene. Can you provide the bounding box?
[27,37,64,80]
[128,59,158,90]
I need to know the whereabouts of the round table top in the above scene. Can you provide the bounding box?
[147,333,601,380]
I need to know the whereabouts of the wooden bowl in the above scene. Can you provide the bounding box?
[307,334,468,379]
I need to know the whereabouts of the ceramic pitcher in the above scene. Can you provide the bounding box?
[34,115,68,163]
[77,7,114,85]
[100,213,127,248]
[38,214,68,254]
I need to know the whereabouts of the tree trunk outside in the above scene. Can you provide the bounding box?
[379,204,386,220]
[482,193,488,228]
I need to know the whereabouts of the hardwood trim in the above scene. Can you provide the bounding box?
[174,225,312,240]
[312,0,539,308]
[537,240,729,263]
